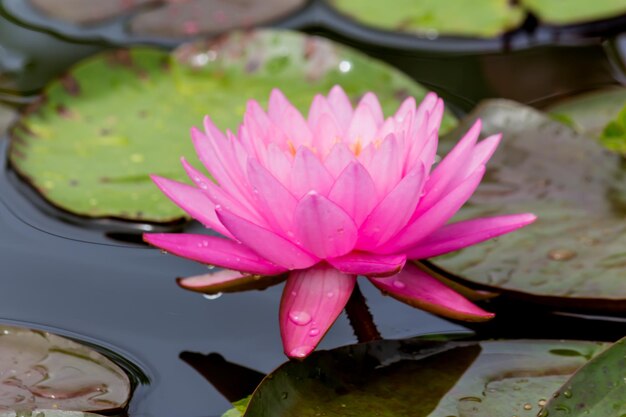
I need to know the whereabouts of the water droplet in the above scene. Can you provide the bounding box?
[523,403,532,410]
[459,396,482,403]
[289,346,312,358]
[537,409,549,417]
[206,265,215,270]
[202,293,223,300]
[338,60,352,73]
[291,291,297,297]
[289,311,312,326]
[538,399,547,407]
[326,291,334,298]
[392,280,406,289]
[563,389,572,398]
[547,249,577,261]
[309,328,320,337]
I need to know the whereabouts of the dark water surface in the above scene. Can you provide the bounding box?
[0,3,625,416]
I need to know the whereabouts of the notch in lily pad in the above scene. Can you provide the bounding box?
[9,29,455,224]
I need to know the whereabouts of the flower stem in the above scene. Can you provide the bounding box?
[344,281,382,343]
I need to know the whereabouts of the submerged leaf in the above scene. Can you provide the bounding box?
[433,100,626,313]
[9,29,455,223]
[0,324,131,413]
[241,338,607,417]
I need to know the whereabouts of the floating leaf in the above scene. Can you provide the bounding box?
[328,0,525,38]
[433,100,626,313]
[547,87,626,150]
[241,338,607,417]
[0,324,131,413]
[221,397,251,417]
[542,337,626,416]
[520,0,626,25]
[9,29,455,223]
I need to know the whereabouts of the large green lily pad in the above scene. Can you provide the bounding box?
[238,338,608,417]
[9,29,455,223]
[328,0,525,38]
[520,0,626,25]
[433,100,626,313]
[547,87,626,150]
[543,337,626,416]
[0,324,131,413]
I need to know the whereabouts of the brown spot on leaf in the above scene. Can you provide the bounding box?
[60,75,81,96]
[56,104,75,119]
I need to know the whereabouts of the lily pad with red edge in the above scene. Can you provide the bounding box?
[9,29,456,223]
[433,99,626,314]
[542,336,626,416]
[234,338,608,417]
[0,324,131,413]
[547,87,626,149]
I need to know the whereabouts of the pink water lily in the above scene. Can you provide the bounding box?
[144,86,535,358]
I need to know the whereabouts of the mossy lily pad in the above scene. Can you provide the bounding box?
[237,338,608,417]
[547,87,626,149]
[433,100,626,313]
[9,29,454,223]
[0,324,131,412]
[520,0,626,25]
[328,0,525,38]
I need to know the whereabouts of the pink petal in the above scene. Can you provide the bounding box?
[143,234,285,275]
[290,147,334,198]
[368,263,493,321]
[406,213,537,259]
[307,94,335,129]
[312,113,342,156]
[247,158,297,234]
[419,119,482,211]
[265,143,292,184]
[327,161,378,227]
[217,207,319,270]
[327,85,353,130]
[324,142,357,178]
[177,269,286,294]
[427,98,444,135]
[365,134,402,196]
[328,252,406,277]
[150,175,231,237]
[470,133,501,171]
[280,264,356,358]
[268,89,312,148]
[293,192,358,259]
[394,96,416,121]
[380,166,486,253]
[346,102,378,147]
[357,92,384,125]
[358,163,426,248]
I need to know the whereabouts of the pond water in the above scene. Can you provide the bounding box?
[0,2,625,417]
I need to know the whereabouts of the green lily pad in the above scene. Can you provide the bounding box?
[542,337,626,416]
[432,100,626,313]
[547,87,626,150]
[520,0,626,25]
[0,324,131,412]
[9,29,456,223]
[328,0,525,38]
[239,338,608,417]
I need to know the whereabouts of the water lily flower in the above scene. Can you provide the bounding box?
[144,87,535,359]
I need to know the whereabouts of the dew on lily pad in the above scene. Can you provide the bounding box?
[433,100,626,313]
[0,324,131,413]
[235,337,608,417]
[327,0,525,38]
[9,29,455,223]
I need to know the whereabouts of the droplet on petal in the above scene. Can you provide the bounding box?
[288,311,312,326]
[289,346,313,358]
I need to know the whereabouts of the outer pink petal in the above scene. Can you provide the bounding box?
[293,192,358,259]
[177,269,286,294]
[419,119,481,211]
[327,85,353,130]
[290,147,334,198]
[368,263,493,321]
[247,159,297,234]
[324,143,357,178]
[268,89,312,147]
[379,166,486,253]
[217,207,319,270]
[328,252,406,277]
[280,264,356,358]
[149,175,231,238]
[365,134,402,196]
[358,163,425,248]
[328,161,378,227]
[143,234,285,275]
[406,213,537,259]
[427,98,444,135]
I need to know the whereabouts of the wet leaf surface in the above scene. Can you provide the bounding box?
[0,324,131,412]
[542,337,626,416]
[520,0,626,25]
[9,29,454,223]
[241,338,608,417]
[547,87,626,149]
[328,0,525,38]
[433,100,626,313]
